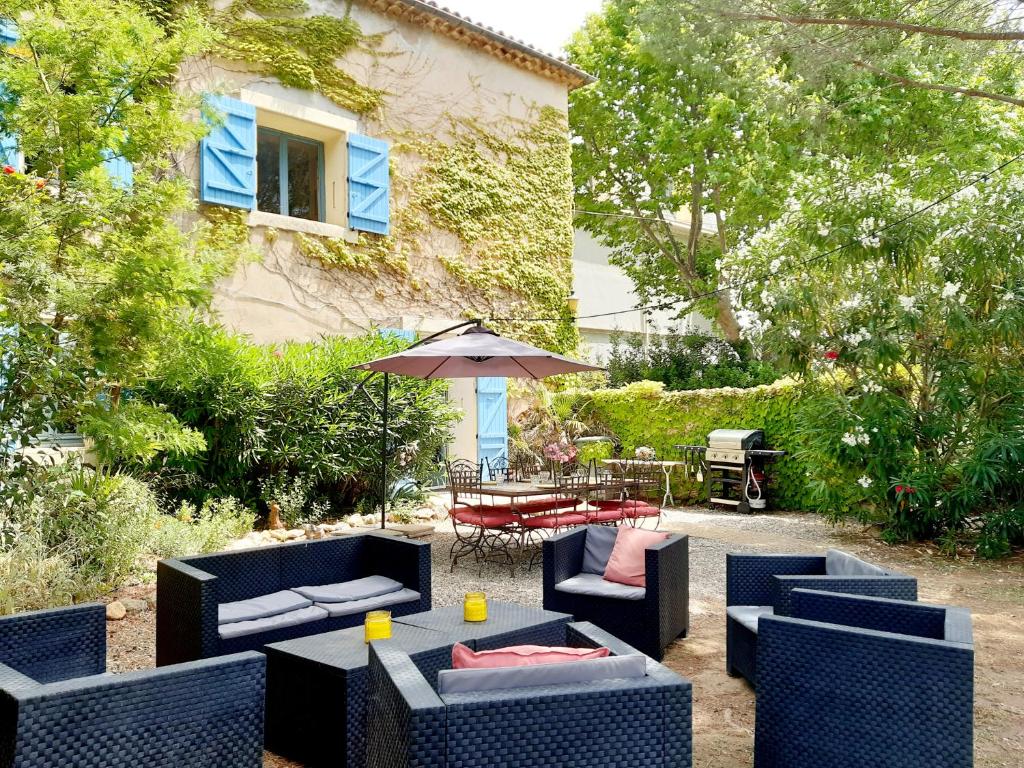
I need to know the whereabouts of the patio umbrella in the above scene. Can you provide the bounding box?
[351,321,603,527]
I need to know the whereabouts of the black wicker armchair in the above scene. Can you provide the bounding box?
[157,533,431,665]
[725,550,918,685]
[0,604,266,768]
[542,526,689,660]
[365,621,693,768]
[755,589,973,768]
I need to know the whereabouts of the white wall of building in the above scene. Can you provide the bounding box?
[572,229,712,362]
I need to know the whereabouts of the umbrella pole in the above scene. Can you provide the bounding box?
[380,372,389,530]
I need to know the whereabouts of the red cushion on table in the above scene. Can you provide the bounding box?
[520,512,588,529]
[453,509,518,528]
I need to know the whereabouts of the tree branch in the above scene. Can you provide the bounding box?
[849,56,1024,108]
[722,12,1024,41]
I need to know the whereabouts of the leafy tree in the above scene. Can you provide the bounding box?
[715,0,1024,108]
[567,0,808,340]
[0,0,234,488]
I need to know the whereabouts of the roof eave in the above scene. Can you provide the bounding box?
[358,0,596,90]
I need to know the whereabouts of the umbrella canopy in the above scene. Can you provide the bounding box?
[353,325,603,379]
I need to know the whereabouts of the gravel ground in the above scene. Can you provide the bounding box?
[102,507,1023,768]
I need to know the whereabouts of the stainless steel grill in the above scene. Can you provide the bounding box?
[676,429,784,513]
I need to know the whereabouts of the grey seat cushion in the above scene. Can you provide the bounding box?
[314,587,421,618]
[582,525,619,574]
[945,607,973,645]
[437,653,647,695]
[0,662,38,692]
[825,549,888,577]
[218,589,313,626]
[291,575,404,604]
[219,605,328,640]
[727,605,774,633]
[555,572,645,601]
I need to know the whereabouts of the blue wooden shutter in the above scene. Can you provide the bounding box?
[0,19,19,169]
[199,94,256,209]
[477,377,508,466]
[0,19,16,47]
[348,133,390,235]
[102,149,133,189]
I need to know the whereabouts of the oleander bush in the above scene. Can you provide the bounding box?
[142,323,459,512]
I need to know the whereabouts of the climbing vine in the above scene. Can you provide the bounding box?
[211,0,385,115]
[410,108,578,351]
[197,0,578,352]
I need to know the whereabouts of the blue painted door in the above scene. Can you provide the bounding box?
[476,377,508,466]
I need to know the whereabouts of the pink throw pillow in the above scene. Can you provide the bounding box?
[603,527,669,587]
[451,642,610,669]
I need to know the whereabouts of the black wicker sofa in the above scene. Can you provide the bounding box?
[157,533,431,665]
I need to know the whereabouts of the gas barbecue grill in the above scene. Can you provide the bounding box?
[676,429,785,513]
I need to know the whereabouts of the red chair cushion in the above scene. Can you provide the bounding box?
[592,499,656,512]
[453,509,518,528]
[515,498,564,514]
[586,509,624,523]
[520,512,588,529]
[623,504,661,518]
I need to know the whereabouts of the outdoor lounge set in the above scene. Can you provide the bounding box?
[0,531,974,768]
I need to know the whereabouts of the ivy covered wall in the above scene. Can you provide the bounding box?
[188,0,578,352]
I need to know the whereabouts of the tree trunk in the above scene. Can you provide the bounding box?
[716,292,742,343]
[712,196,741,342]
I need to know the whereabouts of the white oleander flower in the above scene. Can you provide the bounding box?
[897,295,916,311]
[941,282,961,300]
[857,475,873,488]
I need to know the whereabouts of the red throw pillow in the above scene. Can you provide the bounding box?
[603,527,669,587]
[451,642,610,669]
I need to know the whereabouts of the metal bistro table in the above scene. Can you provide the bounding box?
[601,459,693,507]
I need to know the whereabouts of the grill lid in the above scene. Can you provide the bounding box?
[707,429,765,450]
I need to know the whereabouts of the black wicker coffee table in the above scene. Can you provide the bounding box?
[395,601,572,650]
[264,622,451,768]
[264,602,573,768]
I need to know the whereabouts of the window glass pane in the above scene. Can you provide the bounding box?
[256,129,281,215]
[287,138,320,221]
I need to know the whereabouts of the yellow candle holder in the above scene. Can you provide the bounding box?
[464,592,487,623]
[364,610,392,643]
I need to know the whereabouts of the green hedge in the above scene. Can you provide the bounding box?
[558,380,816,510]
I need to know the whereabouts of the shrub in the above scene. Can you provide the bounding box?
[0,525,78,615]
[558,379,815,509]
[21,465,160,591]
[607,331,779,391]
[0,464,160,611]
[141,323,459,512]
[149,497,256,559]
